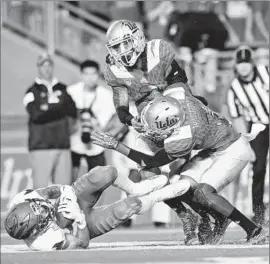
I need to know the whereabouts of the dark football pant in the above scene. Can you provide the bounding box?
[250,125,269,223]
[72,165,142,239]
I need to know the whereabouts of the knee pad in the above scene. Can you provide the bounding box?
[113,197,142,220]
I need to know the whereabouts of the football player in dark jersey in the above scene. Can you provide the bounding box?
[104,19,206,245]
[91,83,269,245]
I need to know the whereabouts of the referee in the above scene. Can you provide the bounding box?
[227,45,269,225]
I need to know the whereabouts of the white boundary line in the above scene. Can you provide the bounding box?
[1,241,269,253]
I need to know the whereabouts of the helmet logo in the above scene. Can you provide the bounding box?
[122,21,137,32]
[155,116,179,130]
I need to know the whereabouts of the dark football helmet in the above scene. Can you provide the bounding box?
[4,199,54,240]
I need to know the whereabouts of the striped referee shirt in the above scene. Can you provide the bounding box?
[227,65,269,125]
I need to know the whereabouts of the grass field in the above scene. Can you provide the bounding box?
[1,226,269,264]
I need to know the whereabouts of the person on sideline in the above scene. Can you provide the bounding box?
[23,52,77,188]
[67,60,115,182]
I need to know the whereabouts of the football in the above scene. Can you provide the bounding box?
[54,197,74,229]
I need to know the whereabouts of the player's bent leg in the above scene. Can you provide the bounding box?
[193,183,268,244]
[86,197,142,239]
[113,170,168,196]
[73,165,117,208]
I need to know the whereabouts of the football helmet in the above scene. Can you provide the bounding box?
[4,199,54,240]
[141,96,185,135]
[106,20,145,67]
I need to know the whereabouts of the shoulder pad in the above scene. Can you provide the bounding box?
[164,125,194,158]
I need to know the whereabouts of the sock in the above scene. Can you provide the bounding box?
[203,193,235,217]
[229,208,258,235]
[165,197,187,215]
[137,180,191,214]
[192,183,235,217]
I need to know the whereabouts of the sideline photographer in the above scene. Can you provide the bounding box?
[67,60,115,182]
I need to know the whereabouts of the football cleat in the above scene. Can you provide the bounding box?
[197,214,213,245]
[246,226,269,245]
[211,216,231,245]
[178,209,199,245]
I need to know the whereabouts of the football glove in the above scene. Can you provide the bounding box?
[57,199,86,229]
[91,130,119,149]
[60,185,77,204]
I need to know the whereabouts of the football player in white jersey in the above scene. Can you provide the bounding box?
[4,165,191,250]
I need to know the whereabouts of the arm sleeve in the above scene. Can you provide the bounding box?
[128,148,172,168]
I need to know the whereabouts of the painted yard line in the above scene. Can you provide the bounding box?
[52,259,270,264]
[1,242,269,253]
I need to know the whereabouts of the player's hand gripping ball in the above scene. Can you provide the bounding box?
[54,186,77,229]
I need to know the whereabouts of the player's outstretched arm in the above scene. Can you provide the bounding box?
[91,130,173,168]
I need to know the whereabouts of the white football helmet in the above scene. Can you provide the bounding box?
[106,20,145,67]
[141,96,185,135]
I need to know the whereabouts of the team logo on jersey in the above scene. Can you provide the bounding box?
[155,116,180,130]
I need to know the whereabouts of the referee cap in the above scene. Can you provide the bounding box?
[234,45,254,64]
[37,52,53,67]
